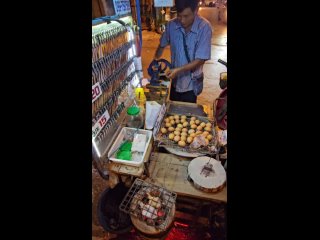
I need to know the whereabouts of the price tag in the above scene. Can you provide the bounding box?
[153,104,166,138]
[154,0,174,7]
[92,110,110,139]
[92,82,102,103]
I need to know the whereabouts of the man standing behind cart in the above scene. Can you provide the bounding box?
[154,0,212,103]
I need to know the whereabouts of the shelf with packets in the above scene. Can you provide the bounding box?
[92,16,140,167]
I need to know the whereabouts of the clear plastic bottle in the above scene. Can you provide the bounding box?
[126,106,144,129]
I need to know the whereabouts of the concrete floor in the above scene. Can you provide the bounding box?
[92,12,227,240]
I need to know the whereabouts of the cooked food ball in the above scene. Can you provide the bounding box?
[169,133,175,140]
[161,128,167,134]
[206,122,212,128]
[180,118,186,123]
[165,123,171,128]
[182,128,188,133]
[174,115,179,119]
[175,127,182,132]
[168,127,175,132]
[196,131,203,135]
[191,117,196,121]
[200,122,206,128]
[188,129,195,134]
[187,137,193,143]
[190,133,196,138]
[178,140,186,147]
[195,120,200,125]
[164,118,170,123]
[174,131,181,136]
[207,134,213,140]
[202,131,209,137]
[177,123,183,128]
[174,135,180,142]
[190,120,195,125]
[180,136,187,142]
[182,122,189,127]
[181,115,187,119]
[175,119,180,124]
[204,127,212,132]
[196,125,203,131]
[181,132,188,137]
[169,120,175,125]
[169,116,174,120]
[191,124,197,129]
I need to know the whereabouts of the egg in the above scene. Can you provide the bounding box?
[204,127,212,132]
[165,123,171,128]
[187,137,193,143]
[191,124,197,129]
[191,117,196,121]
[207,134,213,140]
[206,122,212,128]
[168,127,175,132]
[182,122,189,127]
[170,120,176,125]
[202,131,209,137]
[174,131,181,136]
[196,125,203,131]
[178,140,186,147]
[181,132,188,137]
[195,120,200,125]
[180,136,187,142]
[188,129,195,134]
[182,128,188,133]
[168,133,175,140]
[177,123,183,128]
[190,133,196,138]
[161,128,167,134]
[200,122,206,128]
[174,135,180,142]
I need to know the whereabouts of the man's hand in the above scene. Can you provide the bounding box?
[166,68,181,79]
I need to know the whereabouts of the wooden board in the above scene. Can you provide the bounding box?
[147,153,227,203]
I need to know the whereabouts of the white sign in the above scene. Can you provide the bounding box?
[92,110,110,139]
[92,82,102,103]
[153,103,166,138]
[113,0,131,15]
[154,0,174,7]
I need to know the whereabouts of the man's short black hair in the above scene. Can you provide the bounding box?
[175,0,199,13]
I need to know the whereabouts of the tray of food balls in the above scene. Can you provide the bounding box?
[155,114,218,156]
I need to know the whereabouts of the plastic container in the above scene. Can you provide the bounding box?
[126,106,144,129]
[108,127,152,167]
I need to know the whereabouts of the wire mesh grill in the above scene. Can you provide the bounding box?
[155,114,218,154]
[119,178,177,231]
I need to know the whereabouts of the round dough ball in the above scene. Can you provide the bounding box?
[174,135,180,142]
[175,127,182,132]
[181,115,187,119]
[200,122,206,128]
[191,117,196,121]
[207,134,213,140]
[206,122,212,128]
[168,133,175,140]
[202,131,209,137]
[164,118,170,123]
[170,120,175,125]
[168,127,175,132]
[191,124,197,129]
[169,116,174,120]
[204,127,212,132]
[178,140,186,147]
[182,128,188,133]
[174,115,179,119]
[182,122,189,127]
[190,120,195,126]
[195,120,200,125]
[174,131,181,136]
[177,123,183,128]
[188,129,195,134]
[180,118,186,123]
[196,125,203,131]
[180,136,187,142]
[181,132,188,137]
[187,137,193,143]
[190,133,196,138]
[165,123,171,128]
[161,128,167,134]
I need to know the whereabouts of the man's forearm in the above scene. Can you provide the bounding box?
[154,45,164,60]
[178,59,205,73]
